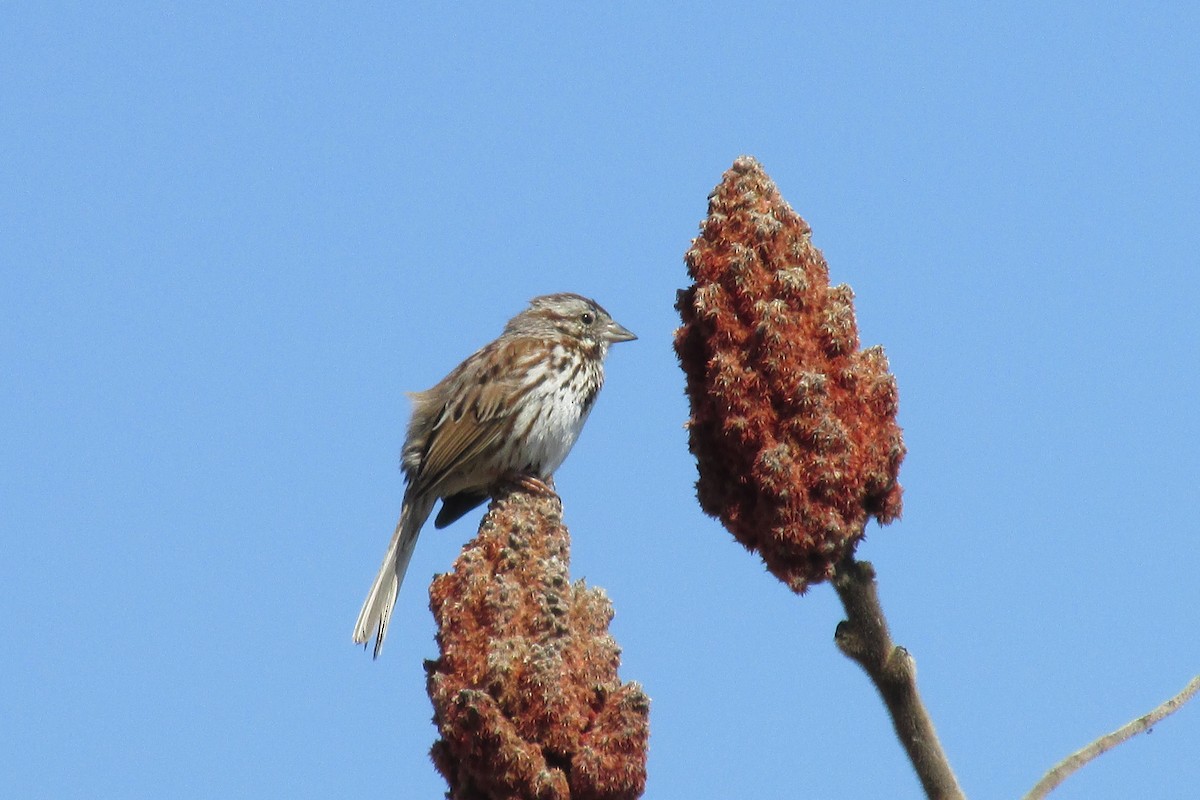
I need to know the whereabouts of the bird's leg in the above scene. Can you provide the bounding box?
[500,472,558,497]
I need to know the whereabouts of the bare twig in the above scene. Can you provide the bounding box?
[1022,674,1200,800]
[832,555,965,800]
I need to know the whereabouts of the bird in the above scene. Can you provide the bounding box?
[353,293,636,658]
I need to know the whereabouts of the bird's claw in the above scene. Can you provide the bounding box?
[502,473,558,497]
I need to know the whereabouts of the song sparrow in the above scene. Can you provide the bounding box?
[353,293,636,658]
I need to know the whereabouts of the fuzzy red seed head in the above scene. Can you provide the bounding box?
[427,488,649,799]
[675,156,906,591]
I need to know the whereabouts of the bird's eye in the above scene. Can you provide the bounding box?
[580,312,595,325]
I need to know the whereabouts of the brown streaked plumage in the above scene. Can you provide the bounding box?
[352,293,636,658]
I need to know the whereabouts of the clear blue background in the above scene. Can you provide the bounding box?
[3,4,1197,798]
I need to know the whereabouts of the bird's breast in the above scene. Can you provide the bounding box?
[510,350,604,478]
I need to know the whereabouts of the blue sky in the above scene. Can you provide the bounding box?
[3,3,1198,798]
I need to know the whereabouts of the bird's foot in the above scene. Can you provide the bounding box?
[501,472,558,497]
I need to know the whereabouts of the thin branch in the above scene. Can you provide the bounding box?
[832,555,965,800]
[1022,674,1200,800]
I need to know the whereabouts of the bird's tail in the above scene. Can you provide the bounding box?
[352,494,434,658]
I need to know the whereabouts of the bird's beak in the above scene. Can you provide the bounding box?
[604,320,638,344]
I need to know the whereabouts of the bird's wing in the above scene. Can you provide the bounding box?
[413,339,541,493]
